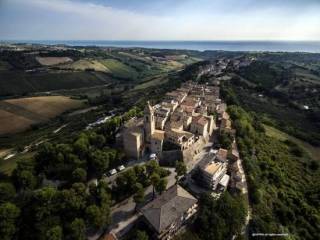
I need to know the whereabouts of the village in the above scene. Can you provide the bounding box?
[100,61,249,240]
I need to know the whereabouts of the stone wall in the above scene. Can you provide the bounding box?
[160,150,183,166]
[160,136,209,166]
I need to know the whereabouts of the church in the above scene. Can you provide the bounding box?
[122,82,219,161]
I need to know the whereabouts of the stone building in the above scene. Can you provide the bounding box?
[190,116,209,137]
[122,83,218,161]
[122,118,145,160]
[140,185,198,240]
[197,153,228,191]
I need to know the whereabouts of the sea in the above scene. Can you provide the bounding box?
[3,40,320,53]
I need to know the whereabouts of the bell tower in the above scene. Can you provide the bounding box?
[144,101,155,143]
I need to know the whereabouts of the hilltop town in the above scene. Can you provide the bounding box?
[103,67,249,239]
[1,44,319,240]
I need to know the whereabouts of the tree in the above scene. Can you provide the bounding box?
[155,178,168,195]
[12,159,37,190]
[0,183,16,203]
[218,130,233,150]
[73,134,89,159]
[89,132,106,149]
[133,183,145,209]
[175,161,187,183]
[72,168,87,183]
[146,160,160,177]
[67,218,86,240]
[46,226,63,240]
[134,165,148,186]
[85,205,105,230]
[135,230,149,240]
[99,192,111,225]
[0,202,20,240]
[14,170,37,190]
[61,183,87,218]
[89,150,109,176]
[32,187,61,238]
[150,173,160,199]
[116,168,138,194]
[195,192,247,240]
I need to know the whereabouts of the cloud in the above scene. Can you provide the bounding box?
[1,0,320,40]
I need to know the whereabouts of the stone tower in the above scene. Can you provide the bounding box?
[144,101,155,143]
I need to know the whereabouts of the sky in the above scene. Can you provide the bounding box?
[0,0,320,41]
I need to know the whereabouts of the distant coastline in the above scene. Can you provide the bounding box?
[2,40,320,53]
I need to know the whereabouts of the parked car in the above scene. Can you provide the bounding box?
[117,165,125,172]
[108,169,117,176]
[149,153,157,160]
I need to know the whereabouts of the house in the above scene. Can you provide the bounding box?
[140,185,198,240]
[166,129,195,150]
[217,174,230,191]
[198,153,227,190]
[190,116,208,138]
[215,148,228,162]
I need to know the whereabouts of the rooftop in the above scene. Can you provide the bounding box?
[141,185,197,233]
[204,162,221,175]
[192,116,208,126]
[169,128,194,139]
[219,174,230,188]
[216,148,228,162]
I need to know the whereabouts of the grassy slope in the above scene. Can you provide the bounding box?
[264,124,320,161]
[0,71,113,96]
[100,59,138,79]
[59,59,109,72]
[227,106,320,240]
[0,152,35,176]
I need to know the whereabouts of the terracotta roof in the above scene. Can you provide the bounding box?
[216,148,228,162]
[180,105,195,113]
[204,162,221,175]
[192,116,208,126]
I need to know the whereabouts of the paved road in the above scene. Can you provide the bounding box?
[103,155,149,186]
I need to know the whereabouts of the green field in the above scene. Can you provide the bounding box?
[100,59,138,79]
[264,124,320,161]
[0,71,112,96]
[0,152,35,176]
[59,59,109,72]
[134,75,169,90]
